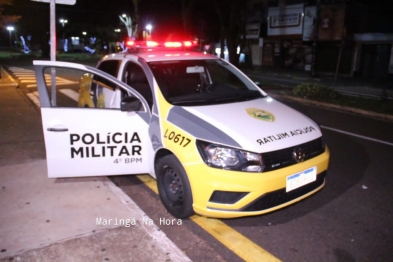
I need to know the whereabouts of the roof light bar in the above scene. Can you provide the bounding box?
[164,42,182,48]
[146,41,159,47]
[125,40,197,49]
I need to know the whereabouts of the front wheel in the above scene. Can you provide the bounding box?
[156,155,194,218]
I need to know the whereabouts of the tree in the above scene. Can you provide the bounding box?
[118,0,142,40]
[132,0,141,26]
[179,0,198,35]
[119,14,135,40]
[212,0,249,66]
[0,0,20,29]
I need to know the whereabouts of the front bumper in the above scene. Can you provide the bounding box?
[185,146,330,218]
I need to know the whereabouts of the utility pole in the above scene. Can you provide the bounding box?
[31,0,76,105]
[7,26,14,48]
[310,0,321,78]
[333,1,347,89]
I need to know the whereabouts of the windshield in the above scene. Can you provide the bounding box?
[148,59,265,106]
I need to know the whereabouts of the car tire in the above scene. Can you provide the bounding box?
[156,155,194,218]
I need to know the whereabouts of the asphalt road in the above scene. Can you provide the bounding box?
[2,59,393,261]
[223,100,393,261]
[114,98,393,261]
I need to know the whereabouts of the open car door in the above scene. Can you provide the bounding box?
[33,60,152,178]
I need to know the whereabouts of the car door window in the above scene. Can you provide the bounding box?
[42,66,119,109]
[122,62,153,109]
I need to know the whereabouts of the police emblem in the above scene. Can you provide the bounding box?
[246,108,275,122]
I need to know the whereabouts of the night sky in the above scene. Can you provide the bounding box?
[3,0,393,45]
[2,0,206,44]
[56,0,184,28]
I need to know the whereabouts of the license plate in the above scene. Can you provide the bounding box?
[286,166,317,192]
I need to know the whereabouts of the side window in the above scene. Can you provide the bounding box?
[97,60,120,78]
[123,62,153,109]
[42,66,119,109]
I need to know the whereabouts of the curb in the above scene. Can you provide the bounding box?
[0,66,18,86]
[270,93,393,122]
[100,176,192,262]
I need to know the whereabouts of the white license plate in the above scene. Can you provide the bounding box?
[286,166,317,192]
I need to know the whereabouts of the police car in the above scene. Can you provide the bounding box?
[33,40,330,219]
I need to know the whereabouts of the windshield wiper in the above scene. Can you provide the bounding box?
[170,99,208,105]
[212,95,257,103]
[170,91,264,106]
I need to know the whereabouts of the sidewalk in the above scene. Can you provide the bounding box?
[0,68,191,262]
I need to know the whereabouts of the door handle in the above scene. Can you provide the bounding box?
[47,127,69,132]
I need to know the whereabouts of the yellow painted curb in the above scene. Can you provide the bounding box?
[136,174,281,262]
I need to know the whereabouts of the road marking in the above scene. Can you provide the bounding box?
[1,67,18,83]
[191,216,280,262]
[321,125,393,147]
[136,174,281,262]
[26,89,79,107]
[0,83,18,87]
[137,174,159,192]
[5,67,77,87]
[20,79,37,83]
[27,92,40,107]
[59,89,79,101]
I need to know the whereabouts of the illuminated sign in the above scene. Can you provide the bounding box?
[245,23,261,39]
[268,4,304,36]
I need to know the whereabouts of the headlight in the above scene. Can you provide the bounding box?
[196,140,265,172]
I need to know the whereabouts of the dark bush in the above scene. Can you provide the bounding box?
[293,83,341,100]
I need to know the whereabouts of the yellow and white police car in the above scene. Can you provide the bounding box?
[33,40,329,219]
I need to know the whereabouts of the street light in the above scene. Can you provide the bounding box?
[59,19,68,41]
[59,18,68,27]
[6,26,14,48]
[114,29,121,43]
[146,24,152,39]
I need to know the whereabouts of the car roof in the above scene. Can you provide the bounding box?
[101,50,219,63]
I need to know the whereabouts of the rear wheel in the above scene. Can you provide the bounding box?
[156,155,194,218]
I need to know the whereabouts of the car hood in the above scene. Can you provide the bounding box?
[166,97,322,153]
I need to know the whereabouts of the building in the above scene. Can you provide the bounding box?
[245,0,393,80]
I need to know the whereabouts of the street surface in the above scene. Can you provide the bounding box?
[1,59,393,261]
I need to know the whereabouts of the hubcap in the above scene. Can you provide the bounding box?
[163,166,183,206]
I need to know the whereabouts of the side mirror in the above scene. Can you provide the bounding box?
[121,96,143,112]
[255,82,263,89]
